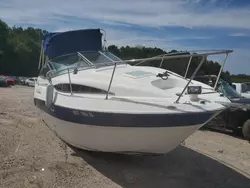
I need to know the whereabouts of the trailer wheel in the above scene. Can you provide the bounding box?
[242,119,250,141]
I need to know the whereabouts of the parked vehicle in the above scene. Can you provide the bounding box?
[16,77,28,85]
[25,77,37,87]
[232,82,250,98]
[194,75,250,140]
[0,76,9,87]
[244,82,250,91]
[0,75,15,85]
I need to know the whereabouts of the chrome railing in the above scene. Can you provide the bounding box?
[106,63,117,99]
[184,56,193,78]
[67,68,73,95]
[44,49,233,102]
[213,53,229,91]
[175,55,206,103]
[131,49,233,101]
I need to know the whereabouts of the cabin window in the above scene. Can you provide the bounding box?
[54,84,114,95]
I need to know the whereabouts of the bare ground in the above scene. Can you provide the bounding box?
[0,86,249,188]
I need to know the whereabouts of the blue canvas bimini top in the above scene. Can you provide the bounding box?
[42,29,103,59]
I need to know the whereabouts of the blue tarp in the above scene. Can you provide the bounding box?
[42,29,103,59]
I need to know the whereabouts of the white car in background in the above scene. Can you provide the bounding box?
[25,77,37,87]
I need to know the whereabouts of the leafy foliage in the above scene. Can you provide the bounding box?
[231,74,250,83]
[0,21,48,77]
[0,19,249,82]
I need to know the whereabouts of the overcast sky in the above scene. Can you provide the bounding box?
[1,0,250,74]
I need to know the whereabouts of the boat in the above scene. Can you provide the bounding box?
[192,75,250,140]
[232,82,250,99]
[34,28,233,154]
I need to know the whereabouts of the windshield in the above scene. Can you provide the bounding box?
[79,51,119,65]
[218,80,242,99]
[101,51,122,61]
[49,51,122,74]
[49,53,88,72]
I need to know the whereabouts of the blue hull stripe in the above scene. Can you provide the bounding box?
[34,98,220,128]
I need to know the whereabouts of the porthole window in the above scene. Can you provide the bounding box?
[54,84,114,95]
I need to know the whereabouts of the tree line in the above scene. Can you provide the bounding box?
[0,19,249,83]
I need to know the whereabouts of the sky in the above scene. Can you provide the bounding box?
[0,0,250,74]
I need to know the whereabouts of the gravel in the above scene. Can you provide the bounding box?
[0,86,249,188]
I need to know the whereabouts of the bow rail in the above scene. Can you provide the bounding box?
[43,49,233,103]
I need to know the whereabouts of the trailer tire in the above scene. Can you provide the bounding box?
[242,119,250,141]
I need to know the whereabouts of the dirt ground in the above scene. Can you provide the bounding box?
[0,86,250,188]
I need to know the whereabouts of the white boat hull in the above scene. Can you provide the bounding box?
[35,98,221,154]
[39,108,203,154]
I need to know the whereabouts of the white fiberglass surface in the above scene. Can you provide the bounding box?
[123,70,155,79]
[53,91,225,114]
